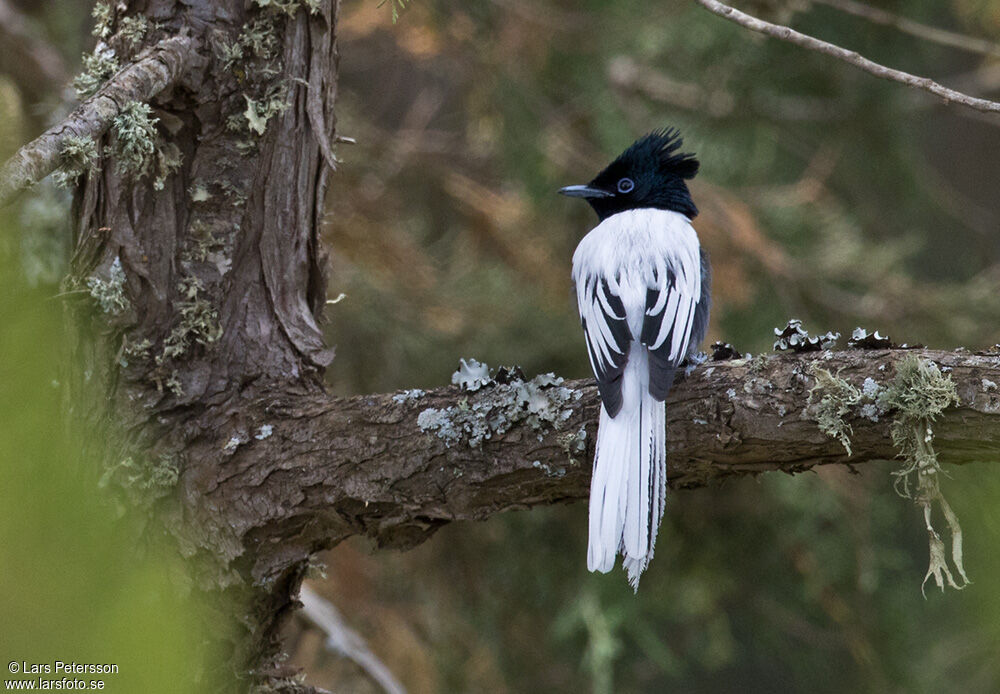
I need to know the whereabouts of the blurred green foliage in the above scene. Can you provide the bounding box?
[0,230,212,692]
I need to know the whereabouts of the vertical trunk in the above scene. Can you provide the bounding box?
[69,1,340,688]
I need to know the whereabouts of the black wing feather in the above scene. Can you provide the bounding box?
[581,278,632,417]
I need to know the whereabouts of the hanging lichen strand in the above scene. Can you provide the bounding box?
[879,355,967,596]
[808,353,968,594]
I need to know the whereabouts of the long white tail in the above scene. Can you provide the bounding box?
[587,383,666,590]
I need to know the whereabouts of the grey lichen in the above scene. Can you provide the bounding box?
[152,142,182,190]
[111,101,158,176]
[54,135,99,187]
[255,424,274,440]
[91,2,113,39]
[223,431,250,454]
[240,90,290,136]
[877,355,966,595]
[160,274,223,361]
[558,426,587,464]
[118,15,148,48]
[73,45,119,99]
[807,365,861,455]
[392,388,426,404]
[848,327,895,349]
[164,371,183,397]
[452,358,491,392]
[87,256,129,315]
[418,363,582,447]
[98,453,179,505]
[253,0,322,16]
[119,336,152,368]
[533,460,566,478]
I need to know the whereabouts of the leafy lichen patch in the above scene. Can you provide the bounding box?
[253,0,322,17]
[418,362,582,447]
[159,274,223,361]
[118,15,148,48]
[111,101,158,175]
[91,2,113,39]
[98,453,179,506]
[807,365,861,455]
[87,256,129,315]
[73,45,119,99]
[54,135,99,187]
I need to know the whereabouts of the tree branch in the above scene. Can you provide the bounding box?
[810,0,1000,60]
[184,348,1000,588]
[693,0,1000,116]
[0,34,196,206]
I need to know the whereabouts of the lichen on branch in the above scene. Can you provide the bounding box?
[879,355,968,595]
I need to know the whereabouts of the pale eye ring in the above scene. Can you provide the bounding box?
[617,177,635,194]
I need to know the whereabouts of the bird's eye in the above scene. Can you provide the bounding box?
[617,177,635,194]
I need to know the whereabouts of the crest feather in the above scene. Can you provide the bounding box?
[629,128,699,180]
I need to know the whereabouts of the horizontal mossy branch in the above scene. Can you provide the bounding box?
[0,34,196,206]
[181,348,1000,587]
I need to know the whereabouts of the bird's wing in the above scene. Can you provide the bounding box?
[639,253,702,401]
[577,275,632,417]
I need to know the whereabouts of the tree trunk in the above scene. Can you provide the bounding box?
[64,1,341,689]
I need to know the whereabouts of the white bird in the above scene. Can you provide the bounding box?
[559,129,711,589]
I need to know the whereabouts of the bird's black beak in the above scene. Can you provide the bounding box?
[558,184,613,199]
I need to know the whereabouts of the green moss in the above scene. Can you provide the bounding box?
[111,101,158,176]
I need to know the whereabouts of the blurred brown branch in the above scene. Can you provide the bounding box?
[694,0,1000,116]
[0,34,195,206]
[810,0,1000,59]
[0,0,68,105]
[299,584,407,694]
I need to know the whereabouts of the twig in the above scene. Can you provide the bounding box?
[693,0,1000,116]
[0,34,196,206]
[811,0,1000,60]
[298,584,407,694]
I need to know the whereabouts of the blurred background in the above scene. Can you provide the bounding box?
[3,0,1000,692]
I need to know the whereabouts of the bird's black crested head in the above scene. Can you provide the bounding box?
[559,128,699,221]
